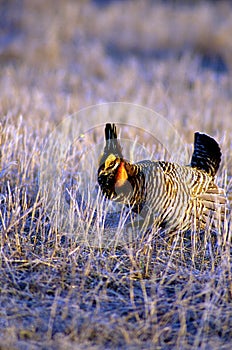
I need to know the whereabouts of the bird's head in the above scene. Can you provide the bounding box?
[98,124,131,200]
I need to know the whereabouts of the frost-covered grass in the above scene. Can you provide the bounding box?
[0,1,232,349]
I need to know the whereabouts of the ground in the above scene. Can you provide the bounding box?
[0,1,232,349]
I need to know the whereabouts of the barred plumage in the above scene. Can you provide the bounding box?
[97,123,226,232]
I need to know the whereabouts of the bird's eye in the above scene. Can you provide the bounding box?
[107,160,116,169]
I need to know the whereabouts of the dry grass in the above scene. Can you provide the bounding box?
[1,1,232,349]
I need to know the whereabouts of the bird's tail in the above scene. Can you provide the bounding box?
[191,132,221,177]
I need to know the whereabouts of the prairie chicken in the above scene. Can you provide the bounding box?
[98,123,226,233]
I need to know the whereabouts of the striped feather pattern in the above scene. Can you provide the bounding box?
[98,124,226,233]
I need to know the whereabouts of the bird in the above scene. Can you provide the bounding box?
[97,123,226,233]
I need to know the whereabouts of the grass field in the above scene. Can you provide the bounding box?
[1,1,232,349]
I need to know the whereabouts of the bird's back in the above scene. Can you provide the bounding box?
[135,160,226,232]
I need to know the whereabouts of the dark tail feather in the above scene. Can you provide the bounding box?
[104,123,123,158]
[190,132,221,177]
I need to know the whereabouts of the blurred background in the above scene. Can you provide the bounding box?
[1,3,232,348]
[0,0,232,138]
